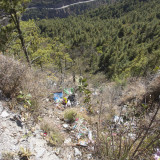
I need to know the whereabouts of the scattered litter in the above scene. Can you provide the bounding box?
[63,97,68,104]
[53,148,60,155]
[112,133,117,136]
[87,154,92,159]
[74,147,82,156]
[68,94,76,105]
[128,133,136,140]
[40,132,43,136]
[1,110,9,117]
[64,138,72,144]
[53,92,63,103]
[64,119,70,123]
[154,148,160,160]
[88,130,92,141]
[67,99,71,107]
[67,154,72,160]
[63,124,69,129]
[76,133,83,139]
[45,98,49,102]
[113,115,123,124]
[44,132,47,136]
[64,88,74,95]
[78,139,88,147]
[0,102,3,114]
[92,91,98,96]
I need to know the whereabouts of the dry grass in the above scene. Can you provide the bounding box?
[1,151,15,160]
[93,75,160,160]
[0,55,48,117]
[118,73,160,105]
[118,78,146,105]
[40,120,64,146]
[21,69,48,115]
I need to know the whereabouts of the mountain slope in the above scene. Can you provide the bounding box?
[23,0,114,20]
[37,0,160,79]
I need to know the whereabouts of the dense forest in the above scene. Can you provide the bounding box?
[36,0,160,79]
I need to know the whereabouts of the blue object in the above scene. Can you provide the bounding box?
[53,92,63,102]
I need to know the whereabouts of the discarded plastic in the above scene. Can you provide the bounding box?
[72,124,77,130]
[78,139,88,146]
[64,138,72,144]
[88,131,92,141]
[63,124,69,129]
[154,148,160,160]
[87,154,92,159]
[67,99,71,107]
[64,88,74,95]
[77,133,83,139]
[53,92,63,102]
[44,132,47,136]
[113,115,123,124]
[74,147,82,156]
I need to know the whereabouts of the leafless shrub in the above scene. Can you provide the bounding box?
[0,55,26,98]
[0,55,48,117]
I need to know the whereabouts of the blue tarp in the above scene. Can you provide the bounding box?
[53,92,63,102]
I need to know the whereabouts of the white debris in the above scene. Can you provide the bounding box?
[0,102,3,114]
[67,100,71,107]
[63,124,69,128]
[128,133,136,140]
[74,148,82,156]
[64,138,72,144]
[113,116,123,124]
[87,154,92,159]
[45,98,49,102]
[88,130,93,141]
[1,110,9,117]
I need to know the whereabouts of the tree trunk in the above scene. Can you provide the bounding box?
[39,62,43,71]
[12,10,31,67]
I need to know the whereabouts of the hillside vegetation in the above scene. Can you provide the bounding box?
[0,0,160,160]
[37,0,160,80]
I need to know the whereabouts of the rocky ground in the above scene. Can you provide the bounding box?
[0,100,94,160]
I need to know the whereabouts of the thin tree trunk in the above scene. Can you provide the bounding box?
[39,62,43,71]
[11,10,31,66]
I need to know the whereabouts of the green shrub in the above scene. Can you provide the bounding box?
[48,131,64,146]
[41,121,64,146]
[64,109,77,123]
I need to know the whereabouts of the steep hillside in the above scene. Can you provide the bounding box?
[23,0,115,19]
[37,0,160,79]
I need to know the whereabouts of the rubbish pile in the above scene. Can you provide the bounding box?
[51,86,95,159]
[62,117,94,149]
[53,88,78,110]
